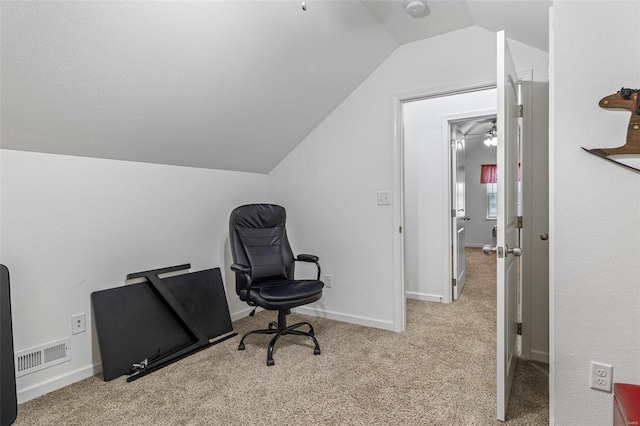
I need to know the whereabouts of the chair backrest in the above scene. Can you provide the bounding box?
[229,204,295,294]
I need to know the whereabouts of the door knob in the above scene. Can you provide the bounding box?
[463,216,471,221]
[506,245,523,257]
[482,245,496,255]
[483,244,522,257]
[540,233,549,241]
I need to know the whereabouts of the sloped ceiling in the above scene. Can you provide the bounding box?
[1,1,549,174]
[360,0,550,51]
[1,1,397,173]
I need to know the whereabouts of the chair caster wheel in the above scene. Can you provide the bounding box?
[238,343,245,351]
[267,359,274,366]
[314,348,321,355]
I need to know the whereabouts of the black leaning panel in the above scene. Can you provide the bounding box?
[161,269,233,339]
[92,268,232,381]
[0,265,18,426]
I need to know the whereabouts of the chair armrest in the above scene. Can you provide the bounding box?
[230,263,255,305]
[230,263,251,274]
[296,254,319,263]
[295,255,321,281]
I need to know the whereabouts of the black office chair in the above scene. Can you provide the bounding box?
[229,204,323,366]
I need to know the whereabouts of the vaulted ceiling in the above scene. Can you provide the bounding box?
[1,1,550,173]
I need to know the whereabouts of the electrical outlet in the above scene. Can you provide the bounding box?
[590,361,613,392]
[72,313,86,335]
[324,274,332,288]
[377,191,391,206]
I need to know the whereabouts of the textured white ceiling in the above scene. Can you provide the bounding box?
[360,0,551,51]
[1,1,549,173]
[465,0,551,51]
[359,0,475,44]
[1,1,397,173]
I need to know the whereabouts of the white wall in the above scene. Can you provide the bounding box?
[0,150,267,402]
[550,2,640,424]
[402,89,496,302]
[464,137,498,247]
[268,26,549,330]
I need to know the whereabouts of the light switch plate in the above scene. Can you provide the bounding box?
[377,191,391,206]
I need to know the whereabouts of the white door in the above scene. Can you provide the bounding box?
[495,30,521,422]
[451,124,467,300]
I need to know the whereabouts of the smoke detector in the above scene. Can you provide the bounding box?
[404,0,426,16]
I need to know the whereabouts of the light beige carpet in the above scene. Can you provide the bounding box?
[14,248,548,425]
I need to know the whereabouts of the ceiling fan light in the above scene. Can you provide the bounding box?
[404,0,426,17]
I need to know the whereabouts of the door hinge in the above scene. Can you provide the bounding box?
[452,278,456,288]
[399,226,402,234]
[517,323,522,335]
[518,104,524,118]
[516,216,523,229]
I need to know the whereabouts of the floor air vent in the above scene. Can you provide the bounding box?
[15,338,71,377]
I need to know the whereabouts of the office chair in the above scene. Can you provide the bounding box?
[229,204,323,366]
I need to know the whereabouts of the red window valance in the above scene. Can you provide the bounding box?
[480,163,522,184]
[480,164,497,184]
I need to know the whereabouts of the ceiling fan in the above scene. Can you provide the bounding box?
[481,123,498,147]
[465,120,497,146]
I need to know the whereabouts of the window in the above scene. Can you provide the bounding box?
[486,183,498,219]
[481,164,498,219]
[480,163,522,219]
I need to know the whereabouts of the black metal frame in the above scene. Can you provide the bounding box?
[238,308,320,366]
[124,264,237,382]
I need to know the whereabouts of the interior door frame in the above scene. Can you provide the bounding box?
[392,77,497,332]
[445,110,499,300]
[450,122,467,301]
[519,69,534,361]
[392,72,532,331]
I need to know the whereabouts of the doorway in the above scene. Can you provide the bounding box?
[449,114,499,301]
[401,88,497,305]
[392,35,549,422]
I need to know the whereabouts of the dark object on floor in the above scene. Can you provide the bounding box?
[613,383,640,426]
[0,265,17,426]
[92,265,235,381]
[229,204,324,366]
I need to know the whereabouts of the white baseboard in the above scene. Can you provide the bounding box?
[405,291,443,303]
[293,306,394,331]
[17,362,102,404]
[465,243,490,248]
[530,349,549,364]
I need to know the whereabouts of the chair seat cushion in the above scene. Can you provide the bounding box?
[258,279,323,302]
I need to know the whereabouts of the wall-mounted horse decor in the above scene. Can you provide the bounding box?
[583,87,640,172]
